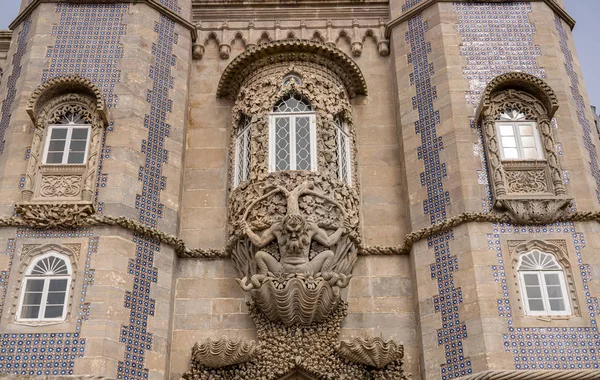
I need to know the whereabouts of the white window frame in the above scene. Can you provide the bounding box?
[268,112,317,172]
[496,121,544,160]
[16,252,72,322]
[234,122,252,187]
[334,117,352,185]
[517,251,571,317]
[42,124,91,165]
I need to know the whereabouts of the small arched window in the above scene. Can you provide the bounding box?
[17,253,72,321]
[517,250,571,316]
[333,115,351,184]
[43,111,91,165]
[269,93,317,172]
[496,109,544,160]
[234,115,252,187]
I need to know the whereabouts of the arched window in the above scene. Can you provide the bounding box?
[43,111,91,165]
[333,115,351,184]
[234,115,252,187]
[517,250,571,316]
[269,93,317,172]
[17,253,72,321]
[496,109,543,160]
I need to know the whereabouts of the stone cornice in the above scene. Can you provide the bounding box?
[8,0,198,41]
[385,0,575,37]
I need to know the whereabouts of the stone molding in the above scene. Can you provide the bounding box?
[477,72,571,224]
[216,40,368,99]
[8,0,198,41]
[385,0,575,37]
[455,369,600,380]
[195,19,390,60]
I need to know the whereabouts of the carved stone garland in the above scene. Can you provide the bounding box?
[479,76,571,224]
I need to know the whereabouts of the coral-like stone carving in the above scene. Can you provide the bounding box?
[336,337,404,369]
[39,175,82,197]
[497,198,571,224]
[16,203,94,229]
[238,272,350,326]
[191,337,256,369]
[182,303,409,380]
[505,170,547,194]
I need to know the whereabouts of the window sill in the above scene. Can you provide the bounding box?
[13,319,67,327]
[513,313,589,328]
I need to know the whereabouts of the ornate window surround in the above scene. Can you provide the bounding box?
[476,72,571,224]
[505,239,588,328]
[7,243,81,328]
[17,76,108,219]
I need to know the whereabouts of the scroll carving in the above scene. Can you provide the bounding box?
[39,175,82,197]
[505,170,547,194]
[477,72,571,223]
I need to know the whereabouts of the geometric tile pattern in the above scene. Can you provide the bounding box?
[488,223,600,370]
[406,13,471,380]
[401,0,423,13]
[554,15,600,203]
[0,17,32,155]
[117,13,177,380]
[0,232,98,376]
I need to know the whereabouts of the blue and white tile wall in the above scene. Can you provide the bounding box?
[117,13,177,380]
[406,13,472,380]
[454,1,600,370]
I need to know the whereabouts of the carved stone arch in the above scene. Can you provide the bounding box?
[231,31,247,47]
[257,31,271,45]
[476,72,571,224]
[510,239,581,317]
[204,31,220,46]
[363,28,379,43]
[335,29,352,46]
[11,243,80,320]
[311,31,325,43]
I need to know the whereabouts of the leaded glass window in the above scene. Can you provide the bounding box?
[496,109,543,160]
[334,115,351,184]
[18,253,72,321]
[517,250,571,316]
[269,94,317,172]
[234,116,252,187]
[43,112,90,165]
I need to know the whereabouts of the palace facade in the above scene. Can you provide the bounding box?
[0,1,599,379]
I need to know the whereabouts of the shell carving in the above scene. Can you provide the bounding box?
[192,337,256,369]
[336,337,404,369]
[242,273,351,326]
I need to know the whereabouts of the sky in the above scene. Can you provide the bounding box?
[0,0,598,111]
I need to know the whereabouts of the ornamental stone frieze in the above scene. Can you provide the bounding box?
[183,41,409,379]
[193,19,390,61]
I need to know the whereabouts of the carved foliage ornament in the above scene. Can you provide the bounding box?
[477,72,571,224]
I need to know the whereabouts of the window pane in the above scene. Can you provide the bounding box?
[71,128,89,140]
[48,140,66,152]
[523,148,539,159]
[25,279,45,292]
[44,305,64,319]
[69,140,87,152]
[275,117,290,171]
[20,305,40,319]
[46,152,64,164]
[46,292,66,305]
[49,279,68,291]
[498,124,515,136]
[544,273,560,286]
[503,148,519,159]
[519,124,534,136]
[501,136,517,148]
[528,299,545,311]
[547,285,564,298]
[22,292,43,305]
[525,285,542,299]
[521,136,536,148]
[523,273,540,285]
[67,152,85,164]
[50,128,68,139]
[549,299,566,312]
[295,116,312,170]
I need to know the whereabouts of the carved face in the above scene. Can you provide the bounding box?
[282,214,309,255]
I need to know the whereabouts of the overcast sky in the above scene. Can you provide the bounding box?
[0,1,598,111]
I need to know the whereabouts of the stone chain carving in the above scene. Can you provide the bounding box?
[39,175,82,197]
[183,303,408,380]
[457,370,600,380]
[15,203,95,229]
[504,170,547,193]
[192,337,256,369]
